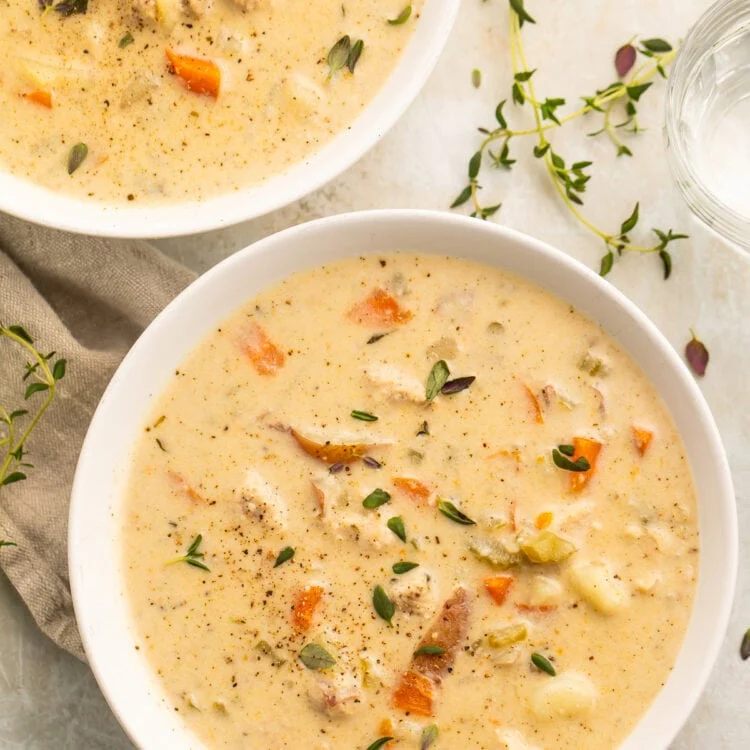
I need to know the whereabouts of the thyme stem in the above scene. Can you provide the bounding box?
[452,1,687,278]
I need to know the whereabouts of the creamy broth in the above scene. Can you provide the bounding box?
[124,254,699,749]
[0,1,417,204]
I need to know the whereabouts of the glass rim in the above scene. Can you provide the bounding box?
[665,0,750,247]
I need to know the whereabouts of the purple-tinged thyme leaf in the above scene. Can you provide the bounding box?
[685,330,709,377]
[615,43,636,78]
[441,376,475,395]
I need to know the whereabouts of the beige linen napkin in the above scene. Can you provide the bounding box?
[0,213,195,660]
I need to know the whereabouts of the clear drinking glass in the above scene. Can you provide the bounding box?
[666,0,750,247]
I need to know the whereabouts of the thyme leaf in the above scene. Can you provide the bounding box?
[414,645,446,656]
[392,560,418,574]
[299,643,336,670]
[347,39,364,73]
[167,534,210,572]
[273,546,295,567]
[437,498,476,525]
[67,143,88,175]
[387,516,407,542]
[372,584,395,625]
[425,360,450,401]
[363,488,391,509]
[685,330,709,377]
[420,725,439,750]
[351,409,378,422]
[441,376,475,395]
[531,652,556,675]
[552,447,590,472]
[327,35,351,75]
[387,5,411,25]
[366,739,394,750]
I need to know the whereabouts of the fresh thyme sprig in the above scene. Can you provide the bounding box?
[1,324,66,491]
[167,534,210,571]
[452,0,689,279]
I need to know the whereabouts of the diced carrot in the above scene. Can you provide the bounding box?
[568,437,602,493]
[484,575,514,605]
[392,477,431,504]
[378,718,394,737]
[239,322,285,375]
[535,511,553,530]
[165,49,221,98]
[167,470,204,503]
[633,426,654,457]
[392,670,434,717]
[290,429,371,464]
[523,384,544,424]
[348,288,413,327]
[291,585,323,632]
[22,90,52,108]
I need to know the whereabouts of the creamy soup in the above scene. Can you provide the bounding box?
[124,254,699,749]
[0,1,417,204]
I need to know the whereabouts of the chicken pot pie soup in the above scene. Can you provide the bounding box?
[124,253,699,749]
[0,1,418,204]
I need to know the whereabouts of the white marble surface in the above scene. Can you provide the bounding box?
[1,0,747,747]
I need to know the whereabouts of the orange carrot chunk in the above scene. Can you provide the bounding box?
[166,49,221,98]
[392,670,434,717]
[240,322,285,375]
[22,90,52,108]
[291,429,371,464]
[392,477,431,504]
[348,288,413,327]
[569,437,602,493]
[535,511,553,530]
[523,384,544,424]
[484,575,514,605]
[633,426,654,457]
[291,585,323,632]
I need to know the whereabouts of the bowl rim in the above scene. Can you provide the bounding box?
[0,1,459,239]
[69,209,737,749]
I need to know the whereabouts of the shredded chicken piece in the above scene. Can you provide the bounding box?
[130,0,215,24]
[325,509,397,551]
[239,469,288,529]
[391,571,438,618]
[131,0,157,20]
[308,670,362,717]
[310,474,397,550]
[426,336,458,360]
[364,362,425,403]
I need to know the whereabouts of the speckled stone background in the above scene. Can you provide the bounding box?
[1,0,747,747]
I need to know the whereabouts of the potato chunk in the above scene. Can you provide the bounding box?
[531,672,597,720]
[568,562,628,614]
